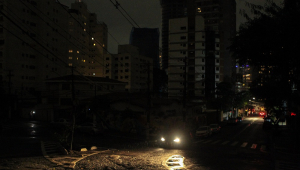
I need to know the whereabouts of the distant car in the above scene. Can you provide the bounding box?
[209,124,221,133]
[262,117,273,130]
[237,117,243,122]
[228,118,238,125]
[195,126,212,138]
[259,112,266,117]
[157,128,191,148]
[77,122,102,135]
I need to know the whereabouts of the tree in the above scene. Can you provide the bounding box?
[216,82,235,112]
[230,0,300,121]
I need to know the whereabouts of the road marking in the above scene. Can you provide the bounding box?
[231,141,239,146]
[260,145,266,151]
[241,142,248,147]
[203,140,213,144]
[221,141,230,145]
[211,140,221,144]
[251,144,257,149]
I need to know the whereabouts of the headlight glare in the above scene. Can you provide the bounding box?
[174,138,180,143]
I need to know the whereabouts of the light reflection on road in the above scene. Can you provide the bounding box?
[165,155,185,170]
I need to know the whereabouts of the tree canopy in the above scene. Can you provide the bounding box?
[230,0,300,117]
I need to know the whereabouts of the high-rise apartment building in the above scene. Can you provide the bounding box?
[0,0,108,115]
[166,0,236,102]
[160,0,187,71]
[104,45,153,93]
[129,27,161,93]
[67,1,108,77]
[0,0,70,99]
[129,27,159,69]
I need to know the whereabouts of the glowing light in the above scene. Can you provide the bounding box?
[165,155,185,170]
[161,137,165,142]
[173,138,180,143]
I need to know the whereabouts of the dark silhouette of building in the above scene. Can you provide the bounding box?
[129,27,162,94]
[129,27,160,69]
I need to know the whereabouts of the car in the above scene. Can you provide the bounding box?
[195,126,212,138]
[209,124,221,133]
[77,122,102,135]
[157,128,191,148]
[259,112,266,117]
[227,118,238,125]
[237,117,243,122]
[262,117,273,130]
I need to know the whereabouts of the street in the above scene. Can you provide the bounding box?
[74,116,274,170]
[0,117,299,169]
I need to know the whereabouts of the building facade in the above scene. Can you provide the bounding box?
[162,0,236,102]
[104,45,153,93]
[129,27,160,69]
[0,0,108,118]
[67,1,108,77]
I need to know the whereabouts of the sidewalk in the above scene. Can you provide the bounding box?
[271,126,300,170]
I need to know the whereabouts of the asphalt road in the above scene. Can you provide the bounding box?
[71,116,275,169]
[1,116,298,169]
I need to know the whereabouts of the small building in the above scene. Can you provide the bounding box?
[26,75,126,121]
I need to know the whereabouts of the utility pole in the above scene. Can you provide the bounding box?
[146,62,151,140]
[7,70,13,119]
[70,66,76,151]
[183,57,187,128]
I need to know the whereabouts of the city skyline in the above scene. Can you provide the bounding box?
[59,0,283,54]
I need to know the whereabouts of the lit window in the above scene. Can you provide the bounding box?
[69,50,73,53]
[84,28,86,31]
[68,63,72,66]
[77,51,79,53]
[77,57,79,60]
[83,60,85,62]
[92,37,94,40]
[68,56,72,60]
[93,43,96,46]
[84,22,86,25]
[197,8,201,13]
[103,44,105,47]
[93,73,95,75]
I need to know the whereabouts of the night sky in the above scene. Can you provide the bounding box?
[59,0,283,54]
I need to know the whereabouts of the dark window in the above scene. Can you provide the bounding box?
[62,83,70,90]
[60,98,72,105]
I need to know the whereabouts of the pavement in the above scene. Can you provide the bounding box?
[271,126,300,170]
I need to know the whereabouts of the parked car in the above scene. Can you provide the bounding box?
[227,118,238,125]
[195,126,212,138]
[77,122,102,135]
[209,124,221,133]
[262,117,273,130]
[237,117,243,122]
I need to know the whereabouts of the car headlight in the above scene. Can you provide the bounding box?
[174,138,180,143]
[161,137,165,142]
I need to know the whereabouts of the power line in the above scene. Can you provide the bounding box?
[108,0,140,28]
